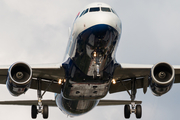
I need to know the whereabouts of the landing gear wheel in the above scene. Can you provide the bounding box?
[136,105,142,119]
[124,104,131,119]
[31,105,37,119]
[43,105,49,119]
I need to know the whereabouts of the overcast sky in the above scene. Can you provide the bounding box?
[0,0,180,120]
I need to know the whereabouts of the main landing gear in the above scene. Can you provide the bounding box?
[31,78,49,119]
[124,103,142,119]
[31,100,49,119]
[121,78,142,119]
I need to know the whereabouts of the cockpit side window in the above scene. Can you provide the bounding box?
[111,8,118,16]
[83,9,89,15]
[101,7,111,12]
[90,7,100,12]
[79,9,89,18]
[79,10,85,17]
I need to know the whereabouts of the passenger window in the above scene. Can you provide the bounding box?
[101,7,111,12]
[90,7,100,12]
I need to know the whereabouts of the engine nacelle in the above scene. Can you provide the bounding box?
[150,62,175,96]
[6,62,32,96]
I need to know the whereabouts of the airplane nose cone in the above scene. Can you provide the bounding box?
[87,12,120,31]
[75,12,121,35]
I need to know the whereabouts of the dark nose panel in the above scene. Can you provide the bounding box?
[72,24,119,74]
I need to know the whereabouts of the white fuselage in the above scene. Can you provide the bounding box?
[64,3,122,63]
[56,2,122,117]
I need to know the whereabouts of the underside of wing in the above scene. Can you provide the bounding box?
[31,63,65,81]
[0,62,65,94]
[113,63,152,80]
[110,62,180,95]
[30,63,65,93]
[173,65,180,83]
[0,65,10,84]
[109,63,152,94]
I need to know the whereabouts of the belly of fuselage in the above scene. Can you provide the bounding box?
[55,93,99,116]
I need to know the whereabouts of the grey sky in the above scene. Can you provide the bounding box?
[0,0,180,120]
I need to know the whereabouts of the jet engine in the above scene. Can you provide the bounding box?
[6,62,32,96]
[150,62,175,96]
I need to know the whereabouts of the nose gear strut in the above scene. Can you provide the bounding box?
[93,51,102,79]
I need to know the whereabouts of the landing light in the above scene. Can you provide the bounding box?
[94,52,97,57]
[58,79,66,85]
[112,79,116,84]
[58,79,63,85]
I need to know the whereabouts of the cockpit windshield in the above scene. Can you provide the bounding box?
[101,7,111,12]
[90,7,100,12]
[79,7,118,18]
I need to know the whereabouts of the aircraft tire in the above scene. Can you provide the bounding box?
[136,105,142,119]
[43,105,49,119]
[31,105,37,119]
[124,104,130,119]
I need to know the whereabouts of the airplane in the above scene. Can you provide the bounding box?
[0,2,179,119]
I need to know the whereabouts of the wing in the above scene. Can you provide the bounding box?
[0,65,9,85]
[0,63,65,93]
[109,63,180,94]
